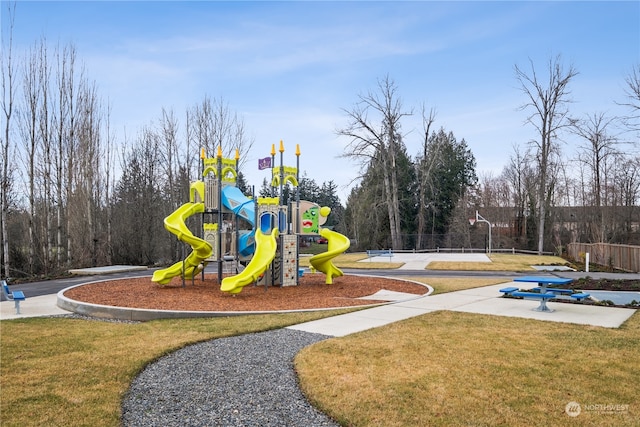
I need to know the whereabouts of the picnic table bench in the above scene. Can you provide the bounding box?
[531,287,573,295]
[366,249,393,260]
[510,291,557,311]
[2,280,26,314]
[570,293,590,301]
[501,277,591,312]
[529,286,591,301]
[510,276,576,312]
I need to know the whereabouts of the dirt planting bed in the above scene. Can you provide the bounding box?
[64,273,429,312]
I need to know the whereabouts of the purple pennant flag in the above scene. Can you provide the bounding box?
[258,157,272,170]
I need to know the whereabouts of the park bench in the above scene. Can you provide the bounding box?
[531,288,590,302]
[512,275,575,312]
[570,293,590,301]
[502,276,591,311]
[366,249,393,260]
[531,287,573,295]
[2,280,26,315]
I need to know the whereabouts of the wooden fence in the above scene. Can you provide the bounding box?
[567,243,640,273]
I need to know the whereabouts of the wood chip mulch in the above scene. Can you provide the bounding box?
[63,274,429,312]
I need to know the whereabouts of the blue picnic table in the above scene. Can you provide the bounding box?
[512,276,574,312]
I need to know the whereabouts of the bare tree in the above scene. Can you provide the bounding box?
[157,108,180,206]
[37,38,54,273]
[60,66,107,267]
[337,76,411,250]
[616,155,640,208]
[155,108,183,260]
[76,79,103,266]
[19,39,46,273]
[415,105,437,249]
[571,113,621,208]
[64,54,81,264]
[515,55,578,254]
[53,43,76,267]
[111,127,166,265]
[1,1,17,278]
[187,96,254,172]
[570,112,623,242]
[103,100,115,264]
[618,64,640,132]
[502,144,536,246]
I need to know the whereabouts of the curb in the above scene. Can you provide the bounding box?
[56,275,433,322]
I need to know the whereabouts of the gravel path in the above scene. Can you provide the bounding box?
[121,329,339,426]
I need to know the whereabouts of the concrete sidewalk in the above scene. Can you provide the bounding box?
[1,265,147,320]
[3,254,638,330]
[68,265,148,275]
[1,294,71,320]
[363,252,491,270]
[288,282,637,336]
[4,281,635,335]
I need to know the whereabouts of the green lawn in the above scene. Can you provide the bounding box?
[0,310,355,427]
[300,251,572,272]
[1,253,634,426]
[297,310,639,426]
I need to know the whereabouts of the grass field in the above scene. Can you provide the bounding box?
[0,310,355,427]
[296,310,639,426]
[2,252,634,426]
[299,251,571,271]
[427,253,571,271]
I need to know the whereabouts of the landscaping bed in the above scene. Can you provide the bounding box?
[63,273,429,312]
[571,278,640,291]
[519,278,640,308]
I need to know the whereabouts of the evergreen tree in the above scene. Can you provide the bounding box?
[421,129,477,241]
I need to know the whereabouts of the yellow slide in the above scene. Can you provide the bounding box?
[152,202,213,285]
[310,228,350,284]
[220,228,279,294]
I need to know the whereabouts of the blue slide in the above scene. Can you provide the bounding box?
[221,186,256,257]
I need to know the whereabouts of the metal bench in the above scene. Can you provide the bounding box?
[2,280,26,314]
[531,287,573,295]
[530,286,589,302]
[570,293,590,301]
[499,286,519,295]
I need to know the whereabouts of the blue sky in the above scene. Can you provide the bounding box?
[4,1,639,202]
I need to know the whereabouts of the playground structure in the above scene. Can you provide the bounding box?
[151,142,350,294]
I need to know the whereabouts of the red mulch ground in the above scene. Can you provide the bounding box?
[64,273,429,312]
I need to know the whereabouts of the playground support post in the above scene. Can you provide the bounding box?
[200,147,206,282]
[279,140,284,207]
[295,144,301,284]
[475,210,492,255]
[217,146,223,283]
[234,149,240,267]
[270,143,276,198]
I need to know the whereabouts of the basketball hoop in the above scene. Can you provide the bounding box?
[473,210,492,255]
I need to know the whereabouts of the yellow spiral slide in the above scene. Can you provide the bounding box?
[151,202,213,285]
[309,228,350,284]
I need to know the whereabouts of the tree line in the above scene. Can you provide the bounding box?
[2,11,639,278]
[339,61,639,254]
[0,21,344,278]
